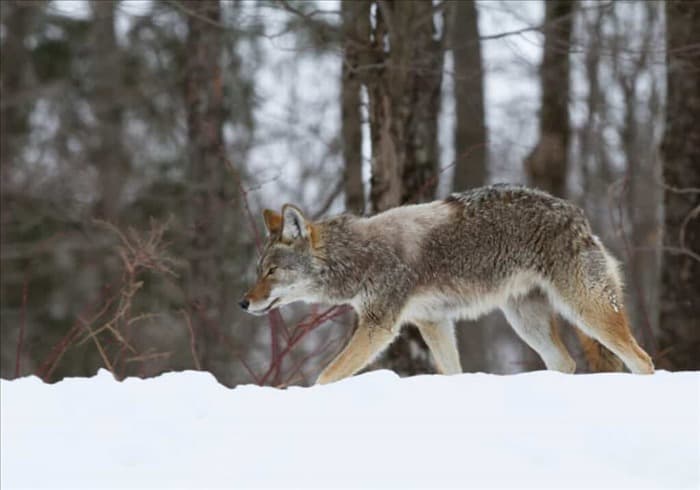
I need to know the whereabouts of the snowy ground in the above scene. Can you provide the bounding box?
[2,370,698,489]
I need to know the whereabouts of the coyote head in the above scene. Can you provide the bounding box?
[240,205,324,315]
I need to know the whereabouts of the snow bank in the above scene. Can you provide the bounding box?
[2,370,698,489]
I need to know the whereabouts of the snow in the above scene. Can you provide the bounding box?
[2,370,698,489]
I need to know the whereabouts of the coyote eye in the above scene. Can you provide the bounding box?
[265,266,277,277]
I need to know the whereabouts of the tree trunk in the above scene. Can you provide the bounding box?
[365,0,444,209]
[451,0,487,191]
[0,0,43,380]
[448,0,494,372]
[400,2,444,204]
[183,0,229,372]
[0,1,40,183]
[617,2,663,360]
[659,0,700,370]
[341,0,370,215]
[520,0,575,372]
[362,0,445,376]
[0,0,37,242]
[89,0,129,222]
[524,0,574,197]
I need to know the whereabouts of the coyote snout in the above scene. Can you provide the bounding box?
[241,205,325,315]
[240,261,279,315]
[239,275,279,315]
[241,184,655,385]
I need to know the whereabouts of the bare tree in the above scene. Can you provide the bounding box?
[451,0,487,191]
[448,0,493,372]
[659,0,700,370]
[0,0,44,379]
[399,3,444,205]
[358,0,445,375]
[614,2,663,358]
[341,0,369,215]
[517,1,577,372]
[183,0,232,372]
[89,0,129,222]
[524,0,574,198]
[0,2,36,175]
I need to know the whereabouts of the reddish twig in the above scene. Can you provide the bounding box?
[282,331,347,386]
[36,280,118,381]
[258,306,349,385]
[37,324,82,382]
[77,313,115,373]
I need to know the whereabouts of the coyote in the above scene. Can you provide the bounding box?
[241,184,654,384]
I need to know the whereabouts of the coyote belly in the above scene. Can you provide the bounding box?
[241,184,654,384]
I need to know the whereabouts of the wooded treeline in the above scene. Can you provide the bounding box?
[1,0,698,386]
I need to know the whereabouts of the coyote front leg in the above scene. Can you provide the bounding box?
[316,319,399,385]
[413,319,463,375]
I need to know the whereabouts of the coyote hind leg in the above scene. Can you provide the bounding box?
[550,249,654,375]
[559,300,653,374]
[502,290,576,373]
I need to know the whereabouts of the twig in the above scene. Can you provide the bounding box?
[165,0,226,29]
[125,351,173,364]
[181,309,202,370]
[225,157,263,252]
[679,204,700,262]
[37,282,118,381]
[78,314,115,373]
[312,177,345,219]
[259,306,349,385]
[39,325,82,382]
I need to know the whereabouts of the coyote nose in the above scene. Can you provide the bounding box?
[239,299,250,310]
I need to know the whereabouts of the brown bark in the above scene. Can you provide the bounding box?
[362,0,445,376]
[451,0,487,191]
[659,0,700,370]
[0,1,41,182]
[366,1,400,213]
[341,0,370,215]
[89,1,129,222]
[365,0,444,210]
[447,0,493,372]
[1,1,36,256]
[183,0,228,371]
[524,0,574,197]
[400,1,444,204]
[618,2,662,358]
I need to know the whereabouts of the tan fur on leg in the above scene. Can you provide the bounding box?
[553,290,654,374]
[316,322,400,384]
[414,320,462,375]
[502,292,576,373]
[580,308,654,374]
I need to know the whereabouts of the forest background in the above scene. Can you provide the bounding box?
[1,0,698,387]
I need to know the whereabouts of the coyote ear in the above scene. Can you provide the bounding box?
[262,209,282,235]
[281,204,308,241]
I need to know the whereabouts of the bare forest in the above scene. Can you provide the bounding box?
[1,0,698,387]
